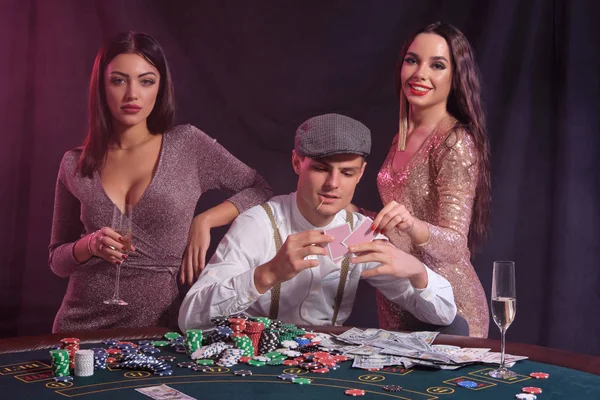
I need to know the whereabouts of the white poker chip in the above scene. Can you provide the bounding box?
[282,350,302,357]
[281,340,299,349]
[252,356,270,362]
[515,394,537,400]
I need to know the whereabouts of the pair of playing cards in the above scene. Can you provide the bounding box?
[324,217,378,262]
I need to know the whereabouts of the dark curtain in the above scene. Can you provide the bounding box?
[1,0,598,355]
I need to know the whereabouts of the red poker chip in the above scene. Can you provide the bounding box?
[304,333,317,339]
[367,368,380,371]
[238,356,252,363]
[345,389,366,396]
[313,368,329,374]
[283,360,299,366]
[522,387,543,394]
[60,337,81,344]
[529,372,549,379]
[320,360,337,367]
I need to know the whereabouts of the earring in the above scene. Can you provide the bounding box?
[397,93,408,151]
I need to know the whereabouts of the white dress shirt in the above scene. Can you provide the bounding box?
[179,193,456,331]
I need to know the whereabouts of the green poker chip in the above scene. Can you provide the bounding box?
[292,378,312,385]
[164,332,182,340]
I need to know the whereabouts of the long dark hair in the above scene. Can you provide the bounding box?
[396,22,491,253]
[78,31,175,177]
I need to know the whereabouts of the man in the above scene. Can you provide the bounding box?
[179,114,456,330]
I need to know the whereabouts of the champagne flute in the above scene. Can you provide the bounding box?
[489,260,517,378]
[103,204,132,306]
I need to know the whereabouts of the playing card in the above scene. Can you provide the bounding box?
[342,218,377,248]
[324,223,352,261]
[136,384,197,400]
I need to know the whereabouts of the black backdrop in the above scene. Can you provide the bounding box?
[1,0,598,356]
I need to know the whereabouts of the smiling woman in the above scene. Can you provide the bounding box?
[351,23,492,338]
[48,32,272,333]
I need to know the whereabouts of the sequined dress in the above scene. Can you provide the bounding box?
[375,116,489,337]
[49,124,272,333]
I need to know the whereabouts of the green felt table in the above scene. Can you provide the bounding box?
[1,327,599,399]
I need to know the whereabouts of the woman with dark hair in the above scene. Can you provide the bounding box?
[49,32,272,332]
[355,22,491,337]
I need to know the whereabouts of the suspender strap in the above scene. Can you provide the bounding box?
[260,203,355,325]
[260,203,283,320]
[331,211,354,326]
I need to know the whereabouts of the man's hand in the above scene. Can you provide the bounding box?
[348,240,428,288]
[254,230,333,294]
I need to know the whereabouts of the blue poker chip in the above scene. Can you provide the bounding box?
[216,326,234,336]
[154,369,173,376]
[457,380,478,388]
[53,376,73,382]
[278,373,297,381]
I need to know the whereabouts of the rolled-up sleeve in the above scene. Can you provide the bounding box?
[178,209,271,331]
[366,265,456,326]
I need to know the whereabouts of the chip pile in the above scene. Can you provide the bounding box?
[74,349,94,377]
[49,349,70,378]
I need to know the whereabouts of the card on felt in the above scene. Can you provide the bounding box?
[342,218,376,248]
[323,223,352,261]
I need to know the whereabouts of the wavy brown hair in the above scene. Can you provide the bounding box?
[396,22,491,253]
[78,31,175,177]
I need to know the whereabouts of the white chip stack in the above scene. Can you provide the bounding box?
[74,350,94,377]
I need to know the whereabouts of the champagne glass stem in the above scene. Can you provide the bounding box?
[499,327,506,369]
[112,262,123,300]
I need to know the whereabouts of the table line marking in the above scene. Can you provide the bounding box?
[55,379,423,399]
[54,373,436,399]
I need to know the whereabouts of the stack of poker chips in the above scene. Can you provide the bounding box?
[252,317,271,329]
[294,337,311,347]
[217,348,244,367]
[60,337,81,369]
[190,342,229,360]
[118,352,173,376]
[49,349,70,377]
[279,324,306,343]
[262,351,287,366]
[210,316,230,328]
[232,334,254,357]
[244,321,264,355]
[259,328,281,354]
[184,329,203,355]
[229,317,247,333]
[74,350,94,377]
[90,348,108,369]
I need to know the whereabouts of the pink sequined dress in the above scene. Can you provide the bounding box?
[375,115,489,338]
[49,124,272,333]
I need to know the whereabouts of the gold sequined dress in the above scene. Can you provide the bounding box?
[375,115,489,338]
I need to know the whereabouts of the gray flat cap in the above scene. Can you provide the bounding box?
[294,113,371,158]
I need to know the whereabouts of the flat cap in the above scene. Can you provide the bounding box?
[294,113,371,158]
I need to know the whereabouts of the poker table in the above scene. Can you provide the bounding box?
[1,326,599,399]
